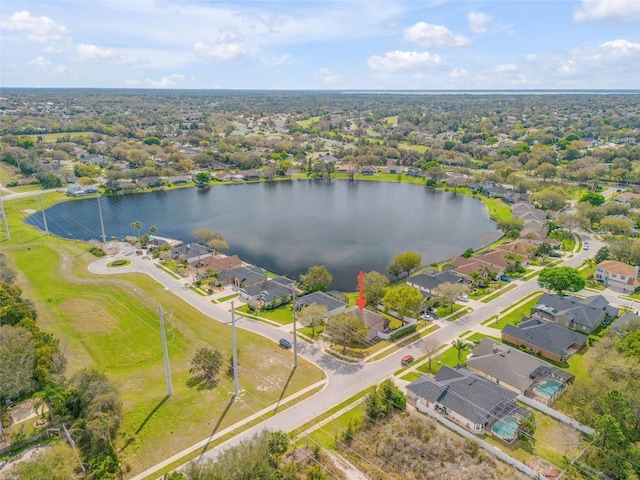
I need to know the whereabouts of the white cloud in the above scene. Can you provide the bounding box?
[403,22,470,48]
[124,79,142,87]
[318,68,342,83]
[467,12,494,34]
[524,53,538,63]
[367,50,446,72]
[193,41,246,60]
[145,73,186,87]
[42,46,65,54]
[75,44,145,66]
[494,63,518,73]
[261,54,292,67]
[558,39,640,77]
[449,67,469,78]
[574,0,640,22]
[1,11,68,42]
[27,56,70,75]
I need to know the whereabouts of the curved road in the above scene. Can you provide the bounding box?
[89,231,610,479]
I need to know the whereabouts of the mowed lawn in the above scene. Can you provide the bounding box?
[3,195,325,476]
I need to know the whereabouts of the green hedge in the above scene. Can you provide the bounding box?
[390,324,417,340]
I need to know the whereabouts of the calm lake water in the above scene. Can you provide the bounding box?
[28,181,502,291]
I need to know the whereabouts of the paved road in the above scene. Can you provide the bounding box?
[91,232,606,479]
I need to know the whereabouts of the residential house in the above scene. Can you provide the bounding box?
[318,154,339,164]
[522,218,546,232]
[502,192,529,204]
[466,338,574,405]
[501,317,588,362]
[512,203,546,222]
[405,166,423,177]
[360,166,378,175]
[295,291,347,318]
[519,228,560,247]
[343,306,389,341]
[138,176,167,188]
[215,172,234,182]
[337,163,357,174]
[191,254,243,278]
[531,293,619,334]
[595,260,640,293]
[445,173,470,188]
[406,271,468,296]
[611,312,640,334]
[231,174,245,182]
[384,165,405,175]
[65,184,99,197]
[495,239,536,260]
[168,175,192,185]
[240,280,293,307]
[406,366,530,442]
[244,170,262,181]
[218,265,267,288]
[615,192,640,204]
[208,160,228,170]
[170,243,212,263]
[468,182,508,198]
[451,254,507,282]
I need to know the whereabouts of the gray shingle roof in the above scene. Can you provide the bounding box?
[502,317,587,358]
[295,291,347,312]
[533,293,613,330]
[407,366,518,425]
[242,280,293,302]
[467,338,567,393]
[407,271,467,291]
[219,266,267,285]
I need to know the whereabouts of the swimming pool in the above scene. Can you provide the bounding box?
[535,380,565,398]
[491,416,519,439]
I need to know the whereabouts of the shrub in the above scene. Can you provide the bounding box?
[89,246,106,257]
[390,324,417,340]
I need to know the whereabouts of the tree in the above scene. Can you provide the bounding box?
[435,281,468,313]
[195,171,210,185]
[496,217,525,239]
[300,265,333,292]
[324,312,367,353]
[534,163,556,181]
[39,173,64,189]
[600,216,635,235]
[298,303,327,339]
[537,266,585,294]
[451,338,470,365]
[594,246,610,264]
[579,191,605,206]
[382,285,424,321]
[555,213,581,233]
[363,271,389,307]
[386,251,422,280]
[533,187,568,211]
[0,325,36,400]
[34,383,67,421]
[577,203,605,228]
[131,220,142,241]
[192,228,229,254]
[190,347,224,381]
[365,379,406,422]
[424,337,440,373]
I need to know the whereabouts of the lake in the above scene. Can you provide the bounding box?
[27,180,502,291]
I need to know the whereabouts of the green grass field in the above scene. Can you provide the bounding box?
[487,293,543,330]
[296,116,320,128]
[20,131,99,142]
[1,194,325,476]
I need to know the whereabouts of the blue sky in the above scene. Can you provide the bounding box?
[1,0,639,89]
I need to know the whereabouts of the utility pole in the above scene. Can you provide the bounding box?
[292,283,298,369]
[97,197,107,244]
[231,301,239,396]
[0,195,8,240]
[159,305,173,396]
[39,195,49,235]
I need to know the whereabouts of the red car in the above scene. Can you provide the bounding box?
[401,355,414,366]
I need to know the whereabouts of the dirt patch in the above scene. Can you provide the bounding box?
[58,298,118,334]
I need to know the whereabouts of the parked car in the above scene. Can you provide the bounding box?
[499,275,511,282]
[583,243,589,251]
[457,295,469,302]
[279,338,292,349]
[401,355,414,366]
[549,252,562,258]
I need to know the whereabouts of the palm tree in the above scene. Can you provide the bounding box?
[33,384,67,422]
[131,221,142,242]
[150,225,157,235]
[451,338,470,366]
